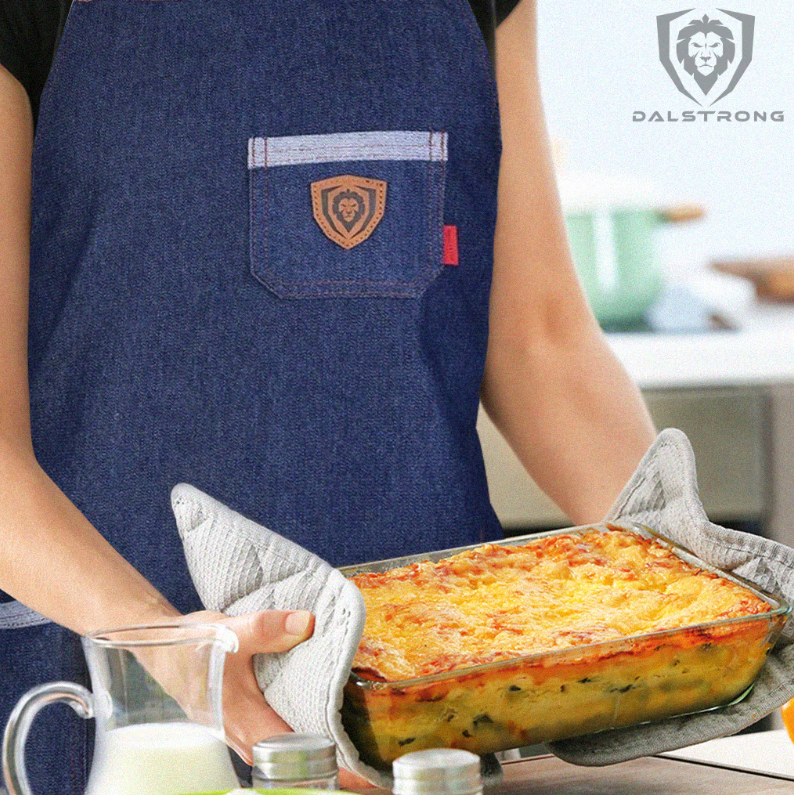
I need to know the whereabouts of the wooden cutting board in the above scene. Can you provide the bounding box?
[712,257,794,301]
[352,754,794,794]
[493,755,793,794]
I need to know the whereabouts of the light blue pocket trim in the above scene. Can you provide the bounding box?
[0,601,52,630]
[248,130,448,169]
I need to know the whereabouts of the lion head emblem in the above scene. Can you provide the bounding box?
[310,175,387,249]
[676,14,736,95]
[332,189,366,231]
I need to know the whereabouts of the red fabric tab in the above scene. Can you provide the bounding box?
[443,225,459,266]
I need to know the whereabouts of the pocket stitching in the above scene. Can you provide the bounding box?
[249,130,447,300]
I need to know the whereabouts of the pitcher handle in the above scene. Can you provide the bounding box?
[2,682,94,795]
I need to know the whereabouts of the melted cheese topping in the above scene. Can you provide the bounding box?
[351,528,771,682]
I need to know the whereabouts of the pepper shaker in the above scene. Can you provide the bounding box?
[393,749,483,795]
[252,733,338,790]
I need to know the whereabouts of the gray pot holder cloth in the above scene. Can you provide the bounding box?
[547,428,794,766]
[171,484,391,787]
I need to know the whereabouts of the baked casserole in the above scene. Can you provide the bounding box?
[340,524,788,769]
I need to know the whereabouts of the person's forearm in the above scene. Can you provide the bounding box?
[0,445,179,634]
[485,2,656,523]
[481,327,656,524]
[0,66,178,635]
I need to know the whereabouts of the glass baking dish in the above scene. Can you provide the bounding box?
[338,522,790,770]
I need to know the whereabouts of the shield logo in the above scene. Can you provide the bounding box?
[310,175,387,250]
[657,9,754,107]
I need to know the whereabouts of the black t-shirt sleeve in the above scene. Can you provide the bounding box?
[469,0,520,67]
[0,2,33,91]
[0,0,70,125]
[496,0,521,25]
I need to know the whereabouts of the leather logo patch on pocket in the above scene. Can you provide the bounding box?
[310,175,387,250]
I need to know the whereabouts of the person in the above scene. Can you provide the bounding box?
[0,1,656,792]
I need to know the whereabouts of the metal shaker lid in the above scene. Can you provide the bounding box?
[252,733,337,781]
[393,749,483,795]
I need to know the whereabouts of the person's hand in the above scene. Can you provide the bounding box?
[339,767,375,790]
[182,609,315,763]
[549,430,794,765]
[188,611,374,788]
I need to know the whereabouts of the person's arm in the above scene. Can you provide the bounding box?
[0,63,184,633]
[0,64,316,765]
[482,0,656,524]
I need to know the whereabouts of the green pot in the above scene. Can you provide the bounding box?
[565,205,704,329]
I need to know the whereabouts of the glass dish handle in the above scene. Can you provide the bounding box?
[2,682,94,795]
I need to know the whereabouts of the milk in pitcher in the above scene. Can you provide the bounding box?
[85,722,239,795]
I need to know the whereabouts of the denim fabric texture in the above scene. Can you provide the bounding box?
[9,1,503,792]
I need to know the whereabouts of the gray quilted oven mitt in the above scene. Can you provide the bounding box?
[548,427,794,766]
[170,485,390,787]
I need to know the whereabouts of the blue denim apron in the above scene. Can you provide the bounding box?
[2,1,503,792]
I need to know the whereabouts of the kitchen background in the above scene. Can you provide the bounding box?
[478,1,794,544]
[538,0,794,277]
[476,0,794,738]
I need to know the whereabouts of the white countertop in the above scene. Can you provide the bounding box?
[607,303,794,390]
[663,729,794,780]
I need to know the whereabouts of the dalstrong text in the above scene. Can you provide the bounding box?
[633,110,785,122]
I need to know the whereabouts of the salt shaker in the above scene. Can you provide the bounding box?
[393,749,483,795]
[252,733,339,790]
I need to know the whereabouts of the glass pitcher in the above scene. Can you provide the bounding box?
[2,623,241,795]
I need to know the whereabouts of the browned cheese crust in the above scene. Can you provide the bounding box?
[350,527,771,682]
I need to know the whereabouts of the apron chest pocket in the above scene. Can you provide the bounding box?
[248,130,448,298]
